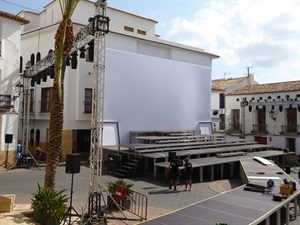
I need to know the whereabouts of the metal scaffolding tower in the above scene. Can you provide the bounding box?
[21,63,31,156]
[23,1,110,223]
[82,0,110,224]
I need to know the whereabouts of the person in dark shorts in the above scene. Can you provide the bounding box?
[168,156,181,191]
[183,158,193,191]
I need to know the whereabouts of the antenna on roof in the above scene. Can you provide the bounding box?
[246,67,252,77]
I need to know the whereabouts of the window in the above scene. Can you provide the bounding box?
[124,26,134,32]
[36,52,41,62]
[41,88,52,112]
[36,129,40,145]
[30,53,35,66]
[137,29,146,35]
[30,129,34,146]
[84,88,92,113]
[0,95,12,110]
[30,89,34,113]
[219,93,225,109]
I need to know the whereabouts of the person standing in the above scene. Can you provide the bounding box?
[184,158,193,191]
[168,156,181,191]
[36,145,43,161]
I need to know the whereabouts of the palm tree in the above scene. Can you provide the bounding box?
[44,0,79,189]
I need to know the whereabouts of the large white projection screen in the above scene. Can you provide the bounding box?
[104,49,212,144]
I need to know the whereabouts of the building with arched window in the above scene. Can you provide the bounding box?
[1,0,219,163]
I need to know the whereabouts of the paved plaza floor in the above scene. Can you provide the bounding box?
[0,164,299,225]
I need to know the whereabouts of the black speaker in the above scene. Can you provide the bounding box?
[66,153,81,174]
[5,134,13,144]
[273,194,282,201]
[285,166,290,174]
[168,151,176,162]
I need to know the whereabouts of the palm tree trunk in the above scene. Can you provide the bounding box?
[44,16,73,189]
[44,66,65,189]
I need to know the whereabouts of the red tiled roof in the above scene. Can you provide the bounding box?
[228,80,300,95]
[0,11,30,24]
[212,77,245,90]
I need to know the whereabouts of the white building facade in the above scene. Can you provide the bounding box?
[211,75,258,132]
[212,78,300,155]
[0,11,29,167]
[15,0,219,160]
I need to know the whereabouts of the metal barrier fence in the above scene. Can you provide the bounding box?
[106,184,148,221]
[128,187,148,220]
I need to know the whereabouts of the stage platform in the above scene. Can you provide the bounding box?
[138,157,300,225]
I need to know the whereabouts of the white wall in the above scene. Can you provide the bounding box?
[1,114,18,150]
[108,7,157,36]
[0,16,23,151]
[211,91,220,110]
[0,17,22,96]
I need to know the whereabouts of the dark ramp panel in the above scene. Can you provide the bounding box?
[140,202,254,225]
[200,198,263,220]
[139,185,284,225]
[146,212,215,225]
[217,190,276,212]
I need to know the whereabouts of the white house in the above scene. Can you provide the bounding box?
[227,81,300,155]
[211,74,258,131]
[0,11,29,168]
[14,0,219,160]
[212,76,300,155]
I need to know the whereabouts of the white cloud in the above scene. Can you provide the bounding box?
[167,0,300,83]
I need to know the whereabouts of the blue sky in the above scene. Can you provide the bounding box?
[1,0,299,84]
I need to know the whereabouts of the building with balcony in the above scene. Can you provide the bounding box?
[212,77,300,155]
[211,74,258,132]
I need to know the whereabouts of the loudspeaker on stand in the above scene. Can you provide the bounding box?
[66,153,81,174]
[5,134,13,144]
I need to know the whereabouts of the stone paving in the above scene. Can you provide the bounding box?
[0,164,299,225]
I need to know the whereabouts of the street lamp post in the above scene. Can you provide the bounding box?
[240,98,248,138]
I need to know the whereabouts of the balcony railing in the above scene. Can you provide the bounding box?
[252,124,268,134]
[0,95,12,111]
[281,124,299,135]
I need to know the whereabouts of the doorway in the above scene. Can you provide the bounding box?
[286,138,295,152]
[76,129,91,159]
[257,108,266,132]
[286,108,297,133]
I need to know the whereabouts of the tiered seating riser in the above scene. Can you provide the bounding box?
[134,141,258,154]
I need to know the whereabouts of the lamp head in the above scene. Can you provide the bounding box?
[13,82,24,100]
[269,110,276,121]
